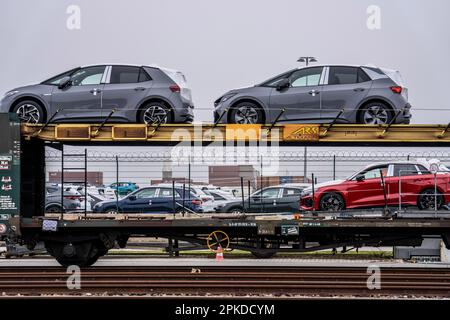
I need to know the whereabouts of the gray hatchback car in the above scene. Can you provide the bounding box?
[214,65,411,125]
[0,64,194,124]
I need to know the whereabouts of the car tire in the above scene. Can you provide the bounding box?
[139,101,173,124]
[12,100,45,124]
[103,207,119,214]
[319,193,345,211]
[358,102,392,125]
[46,205,63,213]
[229,102,263,124]
[227,207,244,214]
[417,189,444,210]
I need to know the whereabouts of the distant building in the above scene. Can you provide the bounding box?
[48,171,103,186]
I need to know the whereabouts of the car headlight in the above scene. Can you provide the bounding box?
[93,203,102,209]
[301,190,312,197]
[220,93,237,103]
[4,90,19,98]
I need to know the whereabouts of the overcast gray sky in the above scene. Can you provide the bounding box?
[1,0,449,123]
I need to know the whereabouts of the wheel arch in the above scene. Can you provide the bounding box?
[418,186,446,196]
[45,202,64,211]
[226,205,244,213]
[10,95,48,122]
[136,96,175,122]
[416,187,445,208]
[318,190,347,208]
[356,97,395,123]
[227,98,266,124]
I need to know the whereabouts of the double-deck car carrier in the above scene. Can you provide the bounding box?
[2,113,450,266]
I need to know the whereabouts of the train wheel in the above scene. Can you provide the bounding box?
[251,240,279,259]
[251,251,276,259]
[45,241,102,267]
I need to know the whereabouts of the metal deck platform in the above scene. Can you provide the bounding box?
[20,123,450,145]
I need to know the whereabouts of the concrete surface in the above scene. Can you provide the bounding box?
[0,257,449,268]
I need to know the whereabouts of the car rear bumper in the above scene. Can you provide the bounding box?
[396,103,412,124]
[174,102,194,123]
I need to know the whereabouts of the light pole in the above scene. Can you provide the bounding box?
[297,56,318,66]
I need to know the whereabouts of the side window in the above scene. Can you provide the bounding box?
[283,188,301,197]
[71,66,106,86]
[416,165,431,175]
[328,67,359,85]
[110,66,141,84]
[358,68,371,82]
[138,68,152,82]
[43,68,79,85]
[393,164,420,177]
[289,67,323,87]
[260,188,280,199]
[135,188,157,199]
[357,165,389,180]
[158,188,181,198]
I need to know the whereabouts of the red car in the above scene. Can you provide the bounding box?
[300,161,450,211]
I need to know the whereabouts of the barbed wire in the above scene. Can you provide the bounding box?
[44,149,450,162]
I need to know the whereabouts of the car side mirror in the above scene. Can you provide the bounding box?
[356,174,365,182]
[58,76,72,89]
[276,78,290,91]
[128,195,136,201]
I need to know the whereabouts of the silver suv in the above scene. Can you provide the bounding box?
[214,65,411,125]
[0,64,194,124]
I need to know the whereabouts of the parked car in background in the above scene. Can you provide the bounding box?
[300,161,450,211]
[216,184,309,214]
[109,182,139,196]
[93,186,202,214]
[214,64,411,125]
[45,184,82,213]
[155,184,215,212]
[0,64,194,124]
[203,189,238,211]
[97,185,117,200]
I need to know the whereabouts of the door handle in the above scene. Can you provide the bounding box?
[353,88,365,92]
[273,200,277,205]
[134,87,146,91]
[308,90,320,96]
[90,88,102,94]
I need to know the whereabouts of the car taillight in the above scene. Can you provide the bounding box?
[66,196,78,200]
[192,199,202,205]
[390,86,402,94]
[169,84,181,93]
[201,197,211,202]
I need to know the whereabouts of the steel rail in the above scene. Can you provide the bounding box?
[0,266,448,297]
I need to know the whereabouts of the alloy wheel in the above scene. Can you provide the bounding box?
[143,105,168,125]
[234,106,259,124]
[320,194,344,211]
[363,106,389,124]
[419,190,442,209]
[16,104,41,123]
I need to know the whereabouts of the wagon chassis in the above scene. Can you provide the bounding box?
[3,122,450,266]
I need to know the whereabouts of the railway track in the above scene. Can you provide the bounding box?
[0,266,449,297]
